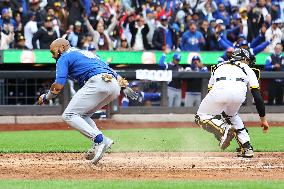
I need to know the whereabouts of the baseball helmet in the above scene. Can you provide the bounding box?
[173,53,181,61]
[192,55,200,63]
[239,40,248,47]
[232,48,255,66]
[88,43,96,51]
[129,81,139,87]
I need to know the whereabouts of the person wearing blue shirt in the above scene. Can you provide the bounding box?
[0,8,17,30]
[218,29,270,56]
[181,21,205,51]
[37,38,137,165]
[218,47,234,63]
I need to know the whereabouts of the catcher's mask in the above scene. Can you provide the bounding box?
[232,48,255,67]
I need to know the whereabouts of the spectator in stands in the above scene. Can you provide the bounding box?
[32,16,57,49]
[218,47,234,63]
[184,56,208,107]
[122,0,135,13]
[196,0,218,17]
[0,23,14,50]
[29,0,46,27]
[199,19,214,51]
[24,12,38,49]
[264,43,284,105]
[265,19,284,53]
[216,19,241,49]
[15,33,28,49]
[272,0,284,21]
[239,7,252,41]
[67,21,85,48]
[0,8,16,30]
[159,50,183,107]
[83,13,117,50]
[200,1,215,22]
[82,34,94,50]
[180,20,205,51]
[213,3,230,27]
[152,15,176,50]
[121,81,161,107]
[143,7,157,48]
[247,5,264,42]
[46,7,62,38]
[53,1,68,31]
[14,11,23,39]
[66,0,84,26]
[117,37,130,51]
[257,0,271,23]
[129,14,150,51]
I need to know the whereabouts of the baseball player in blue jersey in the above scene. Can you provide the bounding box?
[37,38,137,164]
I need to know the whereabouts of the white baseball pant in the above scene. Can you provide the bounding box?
[168,87,181,107]
[197,84,250,145]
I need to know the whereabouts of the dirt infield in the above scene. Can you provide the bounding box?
[0,152,283,180]
[0,122,283,180]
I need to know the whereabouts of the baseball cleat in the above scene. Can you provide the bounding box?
[91,137,114,165]
[237,147,254,158]
[85,137,114,161]
[219,126,235,150]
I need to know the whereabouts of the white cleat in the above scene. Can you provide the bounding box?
[85,137,114,161]
[220,125,235,150]
[91,137,114,165]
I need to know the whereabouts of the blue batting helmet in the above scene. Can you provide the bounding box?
[88,43,96,51]
[173,53,181,61]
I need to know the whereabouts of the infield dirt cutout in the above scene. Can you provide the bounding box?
[0,121,283,180]
[0,152,283,180]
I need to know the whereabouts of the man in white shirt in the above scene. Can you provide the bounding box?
[265,19,284,52]
[24,12,38,49]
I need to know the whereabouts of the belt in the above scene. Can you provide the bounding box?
[216,77,244,82]
[83,72,117,84]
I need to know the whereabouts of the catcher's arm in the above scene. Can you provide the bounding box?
[38,82,64,105]
[251,88,269,133]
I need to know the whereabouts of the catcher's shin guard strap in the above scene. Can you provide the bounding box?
[195,115,224,141]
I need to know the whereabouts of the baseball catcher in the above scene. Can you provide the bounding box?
[195,48,269,158]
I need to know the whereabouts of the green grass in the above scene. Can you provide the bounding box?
[0,127,283,153]
[0,180,283,189]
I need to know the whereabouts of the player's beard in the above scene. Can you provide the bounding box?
[55,50,63,62]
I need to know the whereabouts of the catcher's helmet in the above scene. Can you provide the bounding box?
[232,48,255,67]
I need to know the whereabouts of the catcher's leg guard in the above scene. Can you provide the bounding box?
[235,128,254,158]
[195,114,226,141]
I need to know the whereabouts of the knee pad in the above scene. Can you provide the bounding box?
[195,115,225,141]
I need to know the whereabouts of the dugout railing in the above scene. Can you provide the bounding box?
[0,71,284,116]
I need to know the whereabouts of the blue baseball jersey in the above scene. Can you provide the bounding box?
[55,47,117,87]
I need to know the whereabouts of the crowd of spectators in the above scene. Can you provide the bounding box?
[0,0,283,53]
